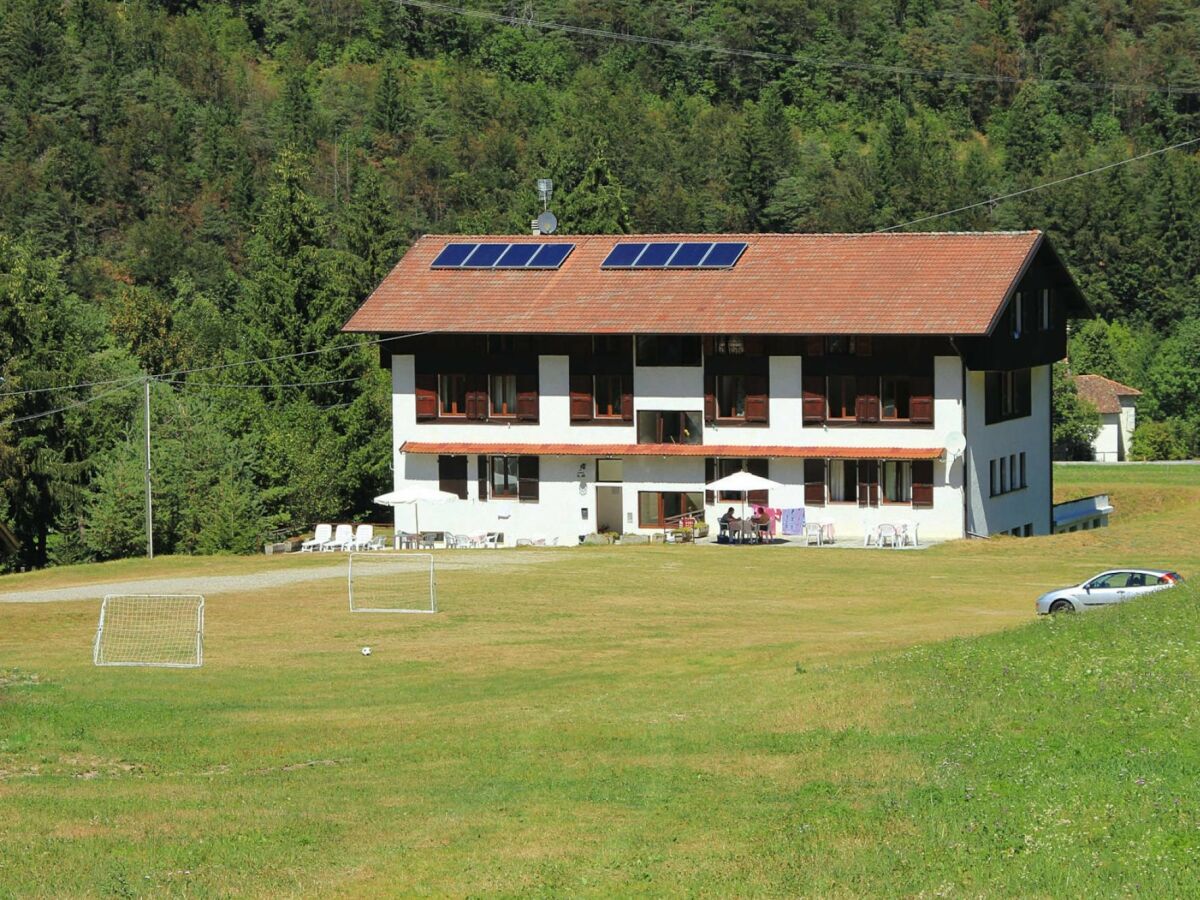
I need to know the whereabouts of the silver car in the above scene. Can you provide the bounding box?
[1036,568,1184,614]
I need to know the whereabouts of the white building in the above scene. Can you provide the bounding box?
[1073,374,1140,462]
[343,232,1089,545]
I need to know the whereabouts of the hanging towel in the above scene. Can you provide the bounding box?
[780,508,806,535]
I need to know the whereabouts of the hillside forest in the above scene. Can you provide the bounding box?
[2,0,1200,569]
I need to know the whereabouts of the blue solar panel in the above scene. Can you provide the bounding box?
[528,243,574,268]
[700,242,747,268]
[669,242,713,266]
[602,243,648,268]
[496,244,540,267]
[463,243,509,267]
[636,242,680,267]
[431,243,477,267]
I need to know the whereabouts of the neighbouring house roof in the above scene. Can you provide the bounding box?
[344,231,1084,337]
[1073,374,1142,414]
[400,442,944,460]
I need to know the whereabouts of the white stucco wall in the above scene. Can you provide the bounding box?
[964,364,1052,536]
[388,352,974,544]
[1092,415,1122,462]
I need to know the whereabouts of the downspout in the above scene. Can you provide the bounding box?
[949,336,970,539]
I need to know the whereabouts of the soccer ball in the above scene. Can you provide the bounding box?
[361,646,372,656]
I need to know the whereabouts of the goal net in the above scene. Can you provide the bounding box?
[348,553,437,614]
[93,594,205,668]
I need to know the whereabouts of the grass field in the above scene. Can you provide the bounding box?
[2,465,1199,896]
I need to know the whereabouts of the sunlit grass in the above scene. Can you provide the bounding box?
[0,464,1197,895]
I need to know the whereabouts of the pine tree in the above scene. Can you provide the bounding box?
[561,152,632,234]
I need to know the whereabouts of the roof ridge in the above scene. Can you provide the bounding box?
[1074,373,1142,395]
[416,230,1042,240]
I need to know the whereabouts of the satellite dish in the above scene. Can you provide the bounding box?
[944,431,966,458]
[537,211,558,235]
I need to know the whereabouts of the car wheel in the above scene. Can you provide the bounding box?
[1049,599,1075,614]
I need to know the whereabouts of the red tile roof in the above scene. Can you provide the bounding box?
[400,442,943,460]
[1073,374,1142,414]
[343,232,1048,336]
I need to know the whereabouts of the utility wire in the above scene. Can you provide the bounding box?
[0,374,146,401]
[396,0,1200,97]
[161,375,369,390]
[0,381,141,429]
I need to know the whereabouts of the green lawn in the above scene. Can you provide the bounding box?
[2,465,1198,896]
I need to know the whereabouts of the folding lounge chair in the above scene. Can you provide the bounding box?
[322,524,354,551]
[301,524,332,552]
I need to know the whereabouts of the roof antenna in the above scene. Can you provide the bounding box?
[532,178,558,235]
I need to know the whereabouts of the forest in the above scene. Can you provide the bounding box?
[2,0,1200,570]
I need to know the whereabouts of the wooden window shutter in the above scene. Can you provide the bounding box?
[570,374,594,421]
[909,376,934,424]
[516,373,539,422]
[477,455,488,502]
[802,375,826,423]
[805,336,824,357]
[703,373,716,423]
[748,458,769,506]
[705,458,715,505]
[466,374,488,420]
[911,460,934,508]
[620,375,634,422]
[856,376,880,423]
[858,460,879,507]
[518,455,539,502]
[744,374,768,423]
[415,373,438,420]
[804,459,825,507]
[438,455,468,499]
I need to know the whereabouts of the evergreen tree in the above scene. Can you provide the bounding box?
[561,152,632,234]
[1051,362,1101,460]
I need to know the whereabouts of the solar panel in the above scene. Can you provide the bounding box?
[431,243,477,267]
[528,243,574,268]
[669,242,713,266]
[496,244,539,267]
[463,243,509,267]
[699,242,747,268]
[636,242,680,267]
[601,243,648,268]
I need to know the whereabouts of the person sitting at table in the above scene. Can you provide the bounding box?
[751,507,770,542]
[719,507,738,541]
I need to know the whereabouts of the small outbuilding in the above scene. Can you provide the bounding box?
[1073,374,1141,462]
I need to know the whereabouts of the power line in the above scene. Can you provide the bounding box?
[395,0,1200,97]
[0,381,140,429]
[161,375,369,391]
[0,374,146,401]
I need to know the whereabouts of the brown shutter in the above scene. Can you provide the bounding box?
[802,375,826,423]
[477,455,488,502]
[744,374,768,423]
[912,460,934,508]
[570,374,593,421]
[620,375,634,422]
[705,458,715,505]
[748,460,769,506]
[858,460,878,507]
[438,455,468,499]
[516,373,539,422]
[518,455,539,502]
[909,376,933,424]
[805,336,824,357]
[804,459,825,507]
[415,373,438,420]
[856,376,879,423]
[703,374,716,423]
[466,375,488,420]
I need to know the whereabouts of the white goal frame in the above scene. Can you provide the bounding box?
[348,553,438,614]
[93,594,205,668]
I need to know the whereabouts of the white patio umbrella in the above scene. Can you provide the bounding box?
[374,486,459,534]
[705,470,784,527]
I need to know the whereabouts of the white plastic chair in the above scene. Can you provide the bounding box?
[804,522,824,546]
[321,524,354,551]
[899,520,919,547]
[876,523,899,548]
[484,532,501,548]
[348,524,374,551]
[862,517,877,547]
[301,524,332,552]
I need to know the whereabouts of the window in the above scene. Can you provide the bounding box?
[990,459,999,497]
[1010,292,1023,338]
[438,455,468,499]
[636,335,701,366]
[636,410,702,444]
[989,452,1027,496]
[827,376,857,420]
[638,491,703,527]
[594,375,625,418]
[829,460,858,503]
[1040,289,1052,331]
[1019,451,1027,488]
[594,335,630,355]
[881,377,912,420]
[489,374,517,417]
[715,374,747,419]
[1023,523,1033,537]
[711,334,746,355]
[825,336,869,355]
[596,458,623,482]
[882,461,912,503]
[985,368,1032,424]
[490,456,519,498]
[1000,456,1008,494]
[706,458,769,504]
[439,374,467,416]
[487,335,534,353]
[804,459,826,506]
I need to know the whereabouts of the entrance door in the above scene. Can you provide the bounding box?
[596,486,623,534]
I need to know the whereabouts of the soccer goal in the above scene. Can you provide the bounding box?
[348,553,437,614]
[93,594,205,668]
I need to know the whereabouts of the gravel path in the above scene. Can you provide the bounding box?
[0,551,569,604]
